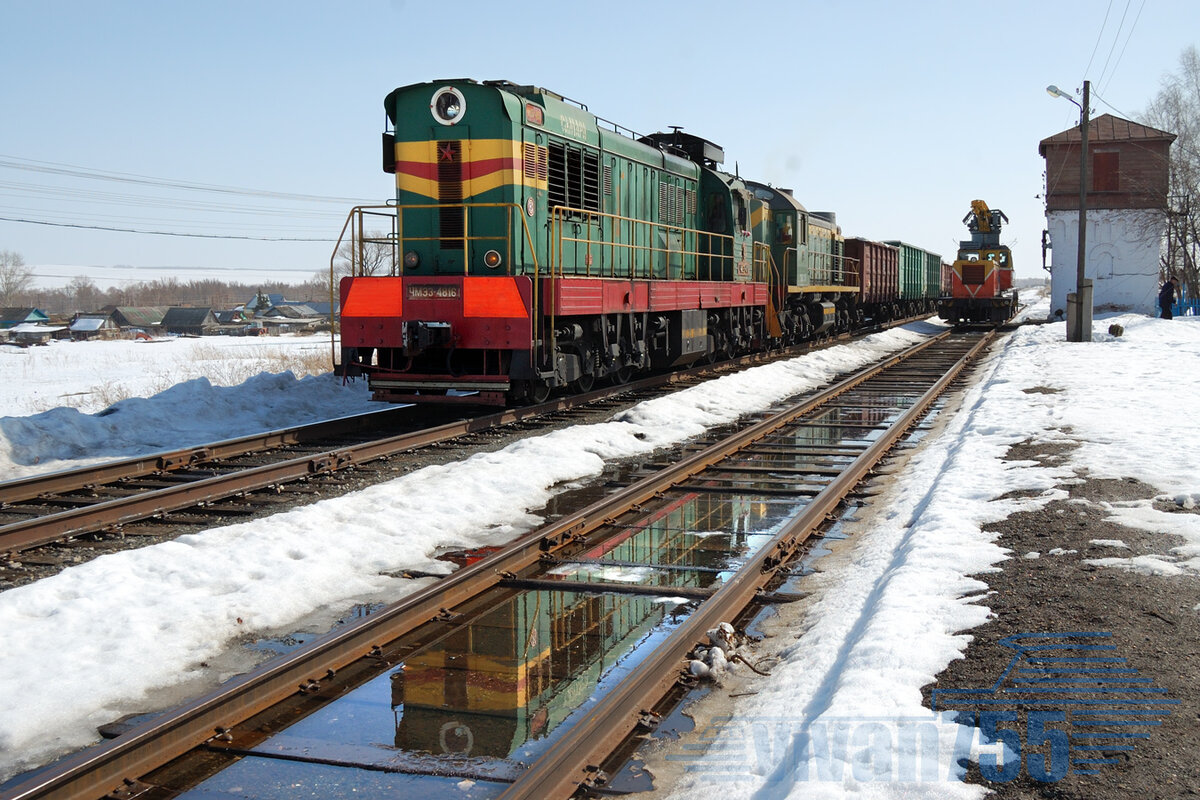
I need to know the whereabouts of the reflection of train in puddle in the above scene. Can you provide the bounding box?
[391,492,767,759]
[392,397,906,760]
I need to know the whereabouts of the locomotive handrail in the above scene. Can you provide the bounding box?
[329,203,545,369]
[328,204,399,366]
[547,205,753,283]
[775,242,856,290]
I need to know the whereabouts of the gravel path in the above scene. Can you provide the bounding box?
[925,439,1200,799]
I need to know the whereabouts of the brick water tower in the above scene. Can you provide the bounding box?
[1039,114,1175,316]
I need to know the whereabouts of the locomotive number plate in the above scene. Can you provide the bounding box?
[407,284,461,300]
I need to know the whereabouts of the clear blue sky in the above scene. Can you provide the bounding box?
[1,0,1194,289]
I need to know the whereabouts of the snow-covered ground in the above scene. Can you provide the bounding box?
[0,334,377,478]
[2,299,1199,796]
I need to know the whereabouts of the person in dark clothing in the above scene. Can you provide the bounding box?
[1159,278,1177,319]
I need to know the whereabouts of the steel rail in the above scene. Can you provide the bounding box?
[497,331,996,800]
[0,318,920,559]
[0,375,672,557]
[0,408,418,507]
[0,331,963,800]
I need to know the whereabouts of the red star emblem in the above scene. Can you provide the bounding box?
[439,143,455,162]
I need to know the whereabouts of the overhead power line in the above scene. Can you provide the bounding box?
[1101,0,1147,95]
[0,154,371,205]
[1082,0,1115,83]
[1096,0,1133,89]
[0,215,336,242]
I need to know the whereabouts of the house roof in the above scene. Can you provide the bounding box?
[265,304,322,319]
[162,307,217,327]
[0,307,49,323]
[70,317,111,331]
[1039,113,1176,155]
[305,301,334,316]
[115,306,167,326]
[10,323,66,333]
[246,293,287,311]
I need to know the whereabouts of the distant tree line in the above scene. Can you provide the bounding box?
[0,254,328,316]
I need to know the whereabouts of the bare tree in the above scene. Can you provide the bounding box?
[67,275,101,313]
[0,250,34,307]
[1143,46,1200,297]
[333,231,396,279]
[320,231,396,296]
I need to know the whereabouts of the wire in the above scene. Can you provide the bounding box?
[0,216,336,242]
[1096,0,1133,89]
[1082,0,1115,83]
[0,154,370,205]
[1101,0,1147,95]
[1091,88,1200,162]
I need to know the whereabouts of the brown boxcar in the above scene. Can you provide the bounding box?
[843,238,899,314]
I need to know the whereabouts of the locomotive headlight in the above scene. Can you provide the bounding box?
[483,250,502,269]
[431,87,466,126]
[404,250,420,269]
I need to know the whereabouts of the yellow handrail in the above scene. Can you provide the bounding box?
[547,205,747,282]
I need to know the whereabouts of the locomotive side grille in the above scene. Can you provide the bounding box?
[523,143,549,182]
[582,151,600,211]
[437,140,463,249]
[566,148,583,209]
[548,142,567,209]
[658,183,687,226]
[603,164,612,196]
[548,142,600,214]
[523,142,536,178]
[962,263,986,285]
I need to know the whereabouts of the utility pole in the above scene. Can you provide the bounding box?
[1070,80,1092,342]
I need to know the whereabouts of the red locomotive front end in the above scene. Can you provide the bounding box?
[340,275,534,405]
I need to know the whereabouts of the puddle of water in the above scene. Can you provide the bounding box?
[180,390,930,798]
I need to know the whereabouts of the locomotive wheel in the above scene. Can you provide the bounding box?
[528,380,552,404]
[572,373,595,393]
[612,365,633,385]
[509,379,552,405]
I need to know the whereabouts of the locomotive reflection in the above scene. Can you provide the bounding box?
[390,493,766,758]
[391,394,905,759]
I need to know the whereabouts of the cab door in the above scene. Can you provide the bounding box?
[521,128,548,276]
[731,190,754,282]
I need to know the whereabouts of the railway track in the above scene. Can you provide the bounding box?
[0,318,922,570]
[0,326,996,800]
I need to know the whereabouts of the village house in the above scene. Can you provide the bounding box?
[0,308,50,329]
[161,307,218,336]
[110,306,167,334]
[69,312,121,341]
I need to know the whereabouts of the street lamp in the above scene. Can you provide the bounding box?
[1046,81,1092,342]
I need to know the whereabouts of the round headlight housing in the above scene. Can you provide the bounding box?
[431,87,466,126]
[483,250,502,269]
[403,250,420,269]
